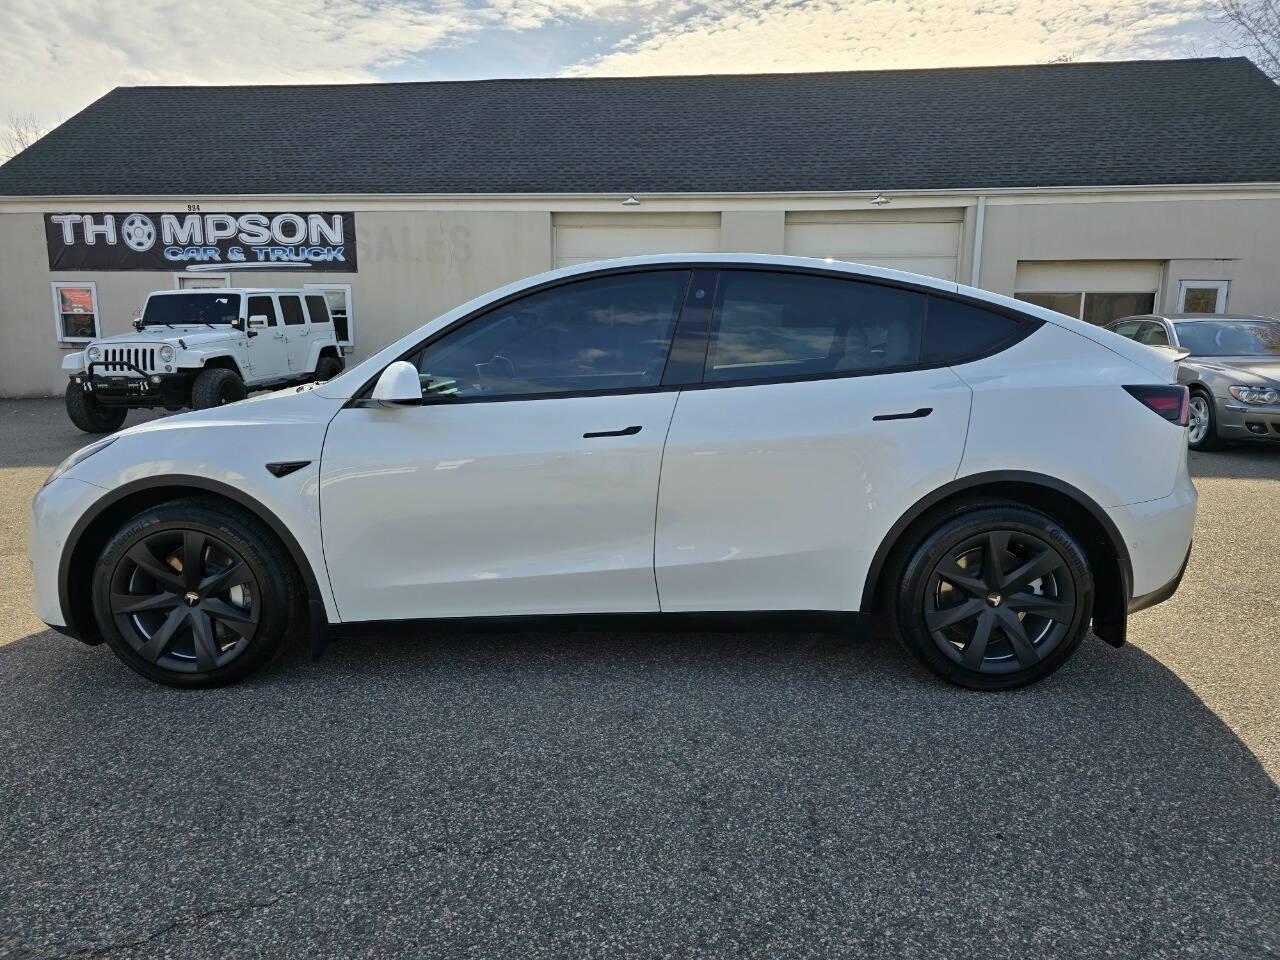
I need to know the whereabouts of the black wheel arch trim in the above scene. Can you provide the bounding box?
[56,474,328,644]
[860,469,1133,622]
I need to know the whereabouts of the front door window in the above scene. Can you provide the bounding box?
[410,270,689,400]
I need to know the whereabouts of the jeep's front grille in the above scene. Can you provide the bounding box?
[101,347,157,375]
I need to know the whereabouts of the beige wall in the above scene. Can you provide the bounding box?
[4,191,1280,397]
[0,209,552,397]
[977,197,1280,314]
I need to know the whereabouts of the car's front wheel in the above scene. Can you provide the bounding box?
[92,499,300,687]
[190,367,247,409]
[65,382,127,434]
[1187,389,1222,451]
[890,504,1094,690]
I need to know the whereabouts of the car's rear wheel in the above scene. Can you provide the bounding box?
[191,367,247,409]
[65,382,127,434]
[1187,389,1222,451]
[92,500,299,687]
[890,505,1094,690]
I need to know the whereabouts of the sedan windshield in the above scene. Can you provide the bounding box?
[1174,319,1280,357]
[142,293,242,327]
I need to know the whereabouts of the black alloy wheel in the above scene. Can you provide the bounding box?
[892,505,1093,690]
[93,499,299,687]
[924,529,1075,674]
[107,528,260,673]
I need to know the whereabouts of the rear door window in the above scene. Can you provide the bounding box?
[304,295,331,325]
[279,295,306,326]
[702,271,927,383]
[922,297,1025,364]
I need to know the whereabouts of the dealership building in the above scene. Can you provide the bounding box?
[1,56,1279,398]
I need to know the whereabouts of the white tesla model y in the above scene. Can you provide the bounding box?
[30,256,1196,690]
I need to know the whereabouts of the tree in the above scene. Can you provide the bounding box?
[1217,0,1280,80]
[1,111,48,162]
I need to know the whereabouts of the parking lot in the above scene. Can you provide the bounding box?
[0,397,1276,959]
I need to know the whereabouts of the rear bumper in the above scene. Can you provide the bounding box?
[1105,468,1197,607]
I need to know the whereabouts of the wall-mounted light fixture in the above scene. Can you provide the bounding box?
[870,193,891,206]
[621,195,641,206]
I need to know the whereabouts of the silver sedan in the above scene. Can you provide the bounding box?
[1107,314,1280,450]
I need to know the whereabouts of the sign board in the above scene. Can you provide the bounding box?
[45,212,358,273]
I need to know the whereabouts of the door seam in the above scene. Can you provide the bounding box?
[651,390,683,611]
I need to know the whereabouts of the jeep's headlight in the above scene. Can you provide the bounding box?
[44,436,117,488]
[1229,385,1280,405]
[159,344,175,363]
[86,346,101,362]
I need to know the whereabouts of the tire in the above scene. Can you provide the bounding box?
[92,499,302,688]
[190,367,247,409]
[65,382,127,434]
[313,355,344,382]
[889,504,1094,691]
[1187,389,1223,451]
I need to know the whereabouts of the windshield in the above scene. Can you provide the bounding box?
[1174,320,1280,357]
[142,293,242,327]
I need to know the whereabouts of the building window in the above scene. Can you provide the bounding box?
[51,282,100,343]
[174,273,230,289]
[1177,280,1228,314]
[1015,291,1155,326]
[304,283,354,346]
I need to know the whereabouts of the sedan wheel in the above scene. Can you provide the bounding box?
[1186,393,1220,450]
[108,529,260,673]
[93,500,299,687]
[891,504,1094,690]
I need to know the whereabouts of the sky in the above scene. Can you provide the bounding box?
[0,0,1233,136]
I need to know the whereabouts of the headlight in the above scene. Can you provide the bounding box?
[86,346,101,362]
[1229,385,1280,405]
[159,344,175,363]
[44,436,116,488]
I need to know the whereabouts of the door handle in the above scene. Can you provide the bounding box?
[872,407,933,421]
[583,425,642,438]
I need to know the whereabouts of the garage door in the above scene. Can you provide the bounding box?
[1014,260,1162,325]
[784,209,963,281]
[553,213,720,269]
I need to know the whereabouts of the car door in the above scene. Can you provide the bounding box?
[654,268,975,613]
[277,294,309,372]
[319,269,692,623]
[245,294,289,380]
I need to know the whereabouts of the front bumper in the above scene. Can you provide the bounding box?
[29,476,106,639]
[71,362,188,408]
[1214,397,1280,441]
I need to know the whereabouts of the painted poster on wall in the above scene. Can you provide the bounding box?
[44,212,358,272]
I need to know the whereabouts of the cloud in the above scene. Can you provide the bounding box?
[566,0,1221,76]
[0,0,1223,142]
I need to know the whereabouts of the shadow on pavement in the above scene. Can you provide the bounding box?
[1188,443,1280,481]
[0,622,1275,959]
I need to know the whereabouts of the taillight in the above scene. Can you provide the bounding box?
[1123,385,1189,426]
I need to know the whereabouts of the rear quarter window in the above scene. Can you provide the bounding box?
[923,297,1027,364]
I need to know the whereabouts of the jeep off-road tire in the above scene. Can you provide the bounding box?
[190,368,248,409]
[314,355,344,382]
[65,382,128,434]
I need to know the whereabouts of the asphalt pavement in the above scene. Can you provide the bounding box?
[0,398,1276,959]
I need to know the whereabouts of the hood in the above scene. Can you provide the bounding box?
[91,326,239,348]
[1187,356,1280,383]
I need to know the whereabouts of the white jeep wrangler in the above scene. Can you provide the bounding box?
[63,288,345,433]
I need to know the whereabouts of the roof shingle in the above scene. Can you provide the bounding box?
[2,57,1278,196]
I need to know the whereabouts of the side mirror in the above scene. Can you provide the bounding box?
[371,360,422,406]
[132,317,144,332]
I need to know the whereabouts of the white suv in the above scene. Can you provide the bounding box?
[31,255,1197,690]
[62,288,345,432]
